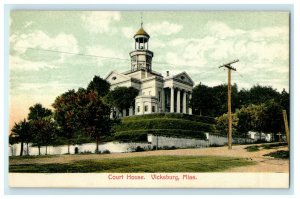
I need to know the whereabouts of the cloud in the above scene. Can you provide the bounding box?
[24,21,33,28]
[85,45,126,59]
[10,30,79,70]
[147,21,182,36]
[156,21,289,91]
[81,12,121,34]
[9,55,57,71]
[121,27,135,38]
[205,21,245,39]
[11,30,79,54]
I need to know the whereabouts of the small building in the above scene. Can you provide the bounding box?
[105,24,194,116]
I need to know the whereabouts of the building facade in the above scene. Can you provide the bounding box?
[105,25,194,116]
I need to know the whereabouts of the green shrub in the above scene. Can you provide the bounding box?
[261,143,288,149]
[102,150,111,154]
[245,145,260,152]
[116,118,215,132]
[135,146,145,152]
[123,113,216,124]
[263,150,289,159]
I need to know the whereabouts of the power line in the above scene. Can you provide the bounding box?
[13,46,215,72]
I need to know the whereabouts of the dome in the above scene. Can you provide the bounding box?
[134,27,150,38]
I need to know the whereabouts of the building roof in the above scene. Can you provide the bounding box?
[134,27,150,38]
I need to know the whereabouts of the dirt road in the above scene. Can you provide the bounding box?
[10,143,289,173]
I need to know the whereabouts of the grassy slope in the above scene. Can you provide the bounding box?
[9,155,254,173]
[114,113,216,141]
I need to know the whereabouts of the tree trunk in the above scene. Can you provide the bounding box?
[38,146,41,155]
[67,140,70,154]
[11,146,14,156]
[26,142,29,155]
[20,141,24,156]
[260,131,262,142]
[96,137,99,153]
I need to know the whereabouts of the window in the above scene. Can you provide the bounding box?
[158,91,161,102]
[180,76,185,80]
[137,106,140,113]
[112,76,117,80]
[145,105,148,112]
[152,106,155,113]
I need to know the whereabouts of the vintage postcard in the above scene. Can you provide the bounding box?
[8,10,290,188]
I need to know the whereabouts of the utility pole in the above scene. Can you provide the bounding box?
[282,110,289,149]
[219,59,239,150]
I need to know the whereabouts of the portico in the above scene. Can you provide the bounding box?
[161,87,192,114]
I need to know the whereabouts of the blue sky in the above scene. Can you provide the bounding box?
[9,11,289,128]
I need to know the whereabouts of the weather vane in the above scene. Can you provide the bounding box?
[141,12,143,27]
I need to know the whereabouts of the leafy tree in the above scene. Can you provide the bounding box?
[52,89,79,153]
[30,118,57,155]
[279,89,290,119]
[262,100,285,141]
[75,89,113,152]
[191,84,214,116]
[236,104,265,140]
[192,83,239,117]
[53,88,114,153]
[27,103,55,155]
[87,75,111,97]
[105,87,139,117]
[11,119,30,156]
[247,85,280,105]
[216,113,238,137]
[28,103,52,120]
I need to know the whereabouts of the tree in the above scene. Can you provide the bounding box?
[87,75,111,97]
[191,84,214,116]
[192,83,239,117]
[28,103,55,155]
[247,85,280,106]
[28,103,52,120]
[279,89,289,119]
[105,87,139,117]
[261,100,285,141]
[30,118,57,155]
[11,119,30,156]
[53,88,114,153]
[52,90,78,153]
[75,89,113,152]
[216,113,238,137]
[236,104,265,140]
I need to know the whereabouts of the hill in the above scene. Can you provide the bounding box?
[113,113,216,142]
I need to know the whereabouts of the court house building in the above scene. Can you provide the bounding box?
[105,24,194,116]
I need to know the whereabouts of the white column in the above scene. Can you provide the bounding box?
[161,88,165,112]
[183,91,187,114]
[188,93,192,115]
[170,87,174,113]
[129,107,133,116]
[177,89,181,113]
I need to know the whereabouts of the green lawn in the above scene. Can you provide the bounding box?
[9,155,254,173]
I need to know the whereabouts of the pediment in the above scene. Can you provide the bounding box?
[173,72,194,86]
[105,71,130,84]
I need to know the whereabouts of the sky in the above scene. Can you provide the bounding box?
[9,11,289,129]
